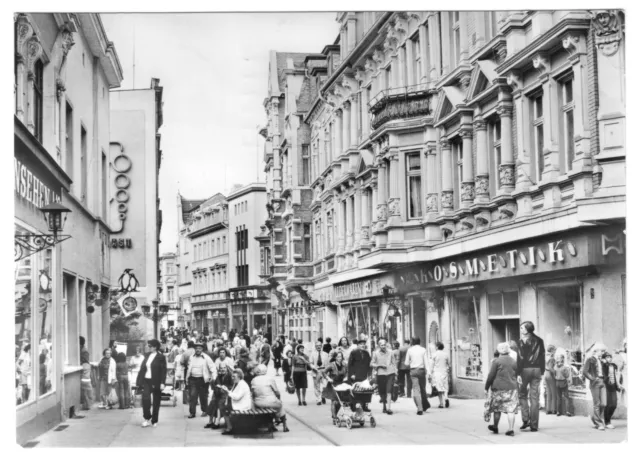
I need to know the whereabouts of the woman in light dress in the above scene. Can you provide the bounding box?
[431,342,450,408]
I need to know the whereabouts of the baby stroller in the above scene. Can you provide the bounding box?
[160,362,177,407]
[329,383,377,429]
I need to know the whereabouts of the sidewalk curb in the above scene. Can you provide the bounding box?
[284,409,339,446]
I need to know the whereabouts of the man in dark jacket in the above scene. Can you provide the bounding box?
[582,342,608,430]
[322,337,333,355]
[136,339,167,427]
[516,321,545,432]
[397,339,412,398]
[348,340,372,412]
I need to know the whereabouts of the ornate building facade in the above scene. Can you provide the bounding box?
[264,10,626,416]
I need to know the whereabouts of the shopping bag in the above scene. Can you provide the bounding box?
[133,391,142,408]
[286,379,295,394]
[391,382,399,402]
[425,382,433,396]
[108,387,119,406]
[182,386,190,405]
[483,392,492,422]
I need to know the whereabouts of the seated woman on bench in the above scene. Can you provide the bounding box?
[219,369,252,435]
[252,364,289,432]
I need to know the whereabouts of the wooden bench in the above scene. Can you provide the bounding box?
[228,408,278,437]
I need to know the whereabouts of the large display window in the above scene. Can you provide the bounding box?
[538,283,585,390]
[451,291,483,380]
[15,223,55,406]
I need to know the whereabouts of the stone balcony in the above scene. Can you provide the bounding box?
[368,83,433,130]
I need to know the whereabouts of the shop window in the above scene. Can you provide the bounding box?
[538,284,584,390]
[488,291,519,317]
[15,226,34,406]
[37,248,54,397]
[452,293,483,380]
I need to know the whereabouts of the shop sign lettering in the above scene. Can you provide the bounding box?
[111,238,133,248]
[14,158,62,208]
[335,279,375,300]
[398,240,578,288]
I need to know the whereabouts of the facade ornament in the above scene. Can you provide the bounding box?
[459,73,472,92]
[364,58,377,74]
[372,47,385,65]
[475,176,489,196]
[355,66,367,82]
[56,78,66,100]
[506,72,522,92]
[532,53,549,76]
[26,37,44,75]
[394,15,409,39]
[441,191,453,210]
[589,10,623,56]
[495,43,508,64]
[16,15,34,58]
[408,12,422,22]
[461,183,475,201]
[562,34,582,57]
[361,226,369,240]
[475,212,491,227]
[425,193,439,213]
[473,118,487,131]
[497,104,513,118]
[60,27,75,60]
[376,204,388,223]
[499,164,516,187]
[388,198,401,216]
[272,201,281,212]
[440,139,451,150]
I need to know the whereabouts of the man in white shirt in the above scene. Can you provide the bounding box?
[404,336,431,415]
[221,329,228,342]
[186,342,216,419]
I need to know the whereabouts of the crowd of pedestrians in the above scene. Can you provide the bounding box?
[78,321,626,438]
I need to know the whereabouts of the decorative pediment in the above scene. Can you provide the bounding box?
[467,60,499,101]
[433,86,465,124]
[355,149,374,174]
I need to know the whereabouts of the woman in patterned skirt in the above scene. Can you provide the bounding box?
[484,342,519,436]
[431,342,450,408]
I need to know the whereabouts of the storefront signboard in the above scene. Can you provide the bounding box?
[396,230,624,292]
[334,273,395,301]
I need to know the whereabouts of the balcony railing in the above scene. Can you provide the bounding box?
[368,83,432,131]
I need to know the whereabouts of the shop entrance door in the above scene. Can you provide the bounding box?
[490,319,520,353]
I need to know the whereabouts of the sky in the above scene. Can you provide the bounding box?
[101,13,338,254]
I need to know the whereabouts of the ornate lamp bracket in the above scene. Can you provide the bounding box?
[15,232,71,262]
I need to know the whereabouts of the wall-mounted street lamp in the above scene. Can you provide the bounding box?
[15,202,72,261]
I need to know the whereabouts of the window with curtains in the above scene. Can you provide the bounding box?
[560,76,575,173]
[303,223,311,261]
[301,144,310,185]
[326,210,334,254]
[413,36,421,84]
[531,92,544,182]
[488,118,501,196]
[406,153,423,218]
[314,218,322,258]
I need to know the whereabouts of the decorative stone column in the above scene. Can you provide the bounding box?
[460,128,475,207]
[343,104,351,151]
[425,144,439,214]
[15,16,34,123]
[405,35,415,87]
[360,90,369,138]
[336,192,345,254]
[532,53,560,183]
[428,14,441,84]
[440,139,454,212]
[387,151,401,225]
[335,111,343,159]
[474,118,489,202]
[398,45,407,87]
[459,13,470,63]
[353,187,362,248]
[376,158,388,230]
[346,193,354,249]
[507,73,533,193]
[497,104,515,194]
[350,97,359,147]
[359,187,369,244]
[418,23,430,87]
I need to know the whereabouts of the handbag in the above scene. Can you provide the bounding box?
[182,385,190,405]
[286,376,296,394]
[391,381,399,402]
[425,382,433,396]
[483,391,492,422]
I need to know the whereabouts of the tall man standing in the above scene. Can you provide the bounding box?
[404,336,431,415]
[136,339,167,427]
[371,338,397,415]
[310,341,330,405]
[397,339,411,398]
[186,342,217,419]
[516,321,545,432]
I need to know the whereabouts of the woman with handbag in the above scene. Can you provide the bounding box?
[292,345,310,406]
